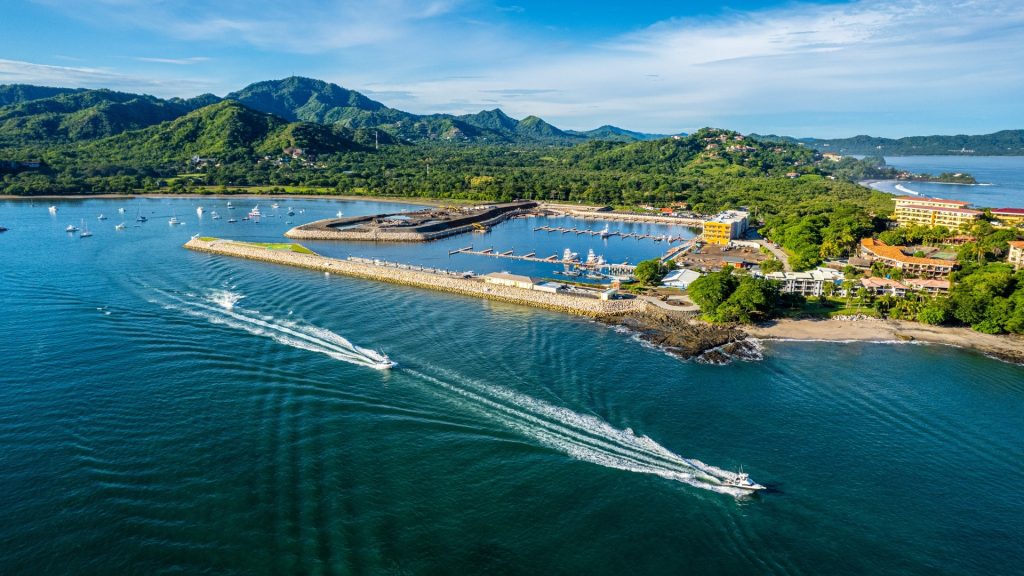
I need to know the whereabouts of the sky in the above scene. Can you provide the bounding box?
[1,0,1022,137]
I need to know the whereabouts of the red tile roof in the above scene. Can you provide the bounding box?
[993,208,1024,216]
[893,196,971,206]
[861,238,956,267]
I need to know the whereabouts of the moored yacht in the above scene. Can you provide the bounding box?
[66,223,79,232]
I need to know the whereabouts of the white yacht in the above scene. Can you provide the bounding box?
[48,205,58,214]
[248,205,262,219]
[336,210,344,218]
[196,206,205,217]
[721,466,766,491]
[65,223,79,232]
[115,222,126,231]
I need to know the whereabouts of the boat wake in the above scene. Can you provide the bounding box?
[152,289,395,370]
[405,366,759,497]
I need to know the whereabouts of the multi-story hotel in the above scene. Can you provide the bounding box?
[893,196,981,229]
[703,210,749,245]
[1008,241,1024,270]
[992,208,1024,228]
[860,238,957,278]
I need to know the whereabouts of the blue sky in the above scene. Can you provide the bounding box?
[1,0,1022,137]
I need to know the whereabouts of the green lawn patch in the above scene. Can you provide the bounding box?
[249,242,314,254]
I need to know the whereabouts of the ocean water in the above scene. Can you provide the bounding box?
[1,197,1023,575]
[868,155,1024,208]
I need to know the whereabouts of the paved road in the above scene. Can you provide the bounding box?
[753,239,792,271]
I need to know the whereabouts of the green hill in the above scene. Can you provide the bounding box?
[60,100,365,169]
[0,84,84,107]
[0,89,211,147]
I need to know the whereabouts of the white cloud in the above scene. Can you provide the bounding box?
[0,59,217,96]
[360,0,1024,136]
[133,56,211,65]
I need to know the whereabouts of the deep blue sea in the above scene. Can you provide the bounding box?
[867,155,1024,208]
[2,196,1023,575]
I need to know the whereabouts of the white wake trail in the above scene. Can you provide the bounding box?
[152,289,393,370]
[406,368,754,496]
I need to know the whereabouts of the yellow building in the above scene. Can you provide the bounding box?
[1008,241,1024,270]
[992,208,1024,228]
[703,210,748,245]
[893,196,981,229]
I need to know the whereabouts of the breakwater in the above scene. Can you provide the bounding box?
[184,238,646,317]
[285,202,537,242]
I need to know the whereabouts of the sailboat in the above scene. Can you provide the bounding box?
[136,207,147,223]
[79,219,93,238]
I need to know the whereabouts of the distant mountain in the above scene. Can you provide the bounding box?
[751,130,1024,156]
[0,89,212,146]
[0,84,84,107]
[568,125,671,142]
[0,76,681,149]
[67,100,366,167]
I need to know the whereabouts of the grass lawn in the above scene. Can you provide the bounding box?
[781,298,881,319]
[249,242,314,254]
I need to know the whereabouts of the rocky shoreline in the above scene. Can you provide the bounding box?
[604,308,760,363]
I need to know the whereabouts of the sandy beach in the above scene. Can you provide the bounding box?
[745,318,1024,364]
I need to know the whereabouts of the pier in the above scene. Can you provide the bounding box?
[449,246,637,273]
[532,225,691,243]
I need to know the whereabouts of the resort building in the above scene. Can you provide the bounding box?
[992,208,1024,228]
[860,238,957,278]
[903,278,951,295]
[859,277,908,297]
[1008,241,1024,270]
[703,210,749,245]
[893,196,981,229]
[764,267,844,297]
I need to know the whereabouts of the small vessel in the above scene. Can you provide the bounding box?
[599,225,611,238]
[196,206,205,216]
[562,248,579,262]
[336,210,344,218]
[287,208,295,216]
[721,466,766,492]
[97,213,108,220]
[66,223,79,233]
[358,347,396,370]
[211,211,221,220]
[136,208,147,223]
[168,211,182,225]
[227,218,237,223]
[115,222,126,231]
[226,201,234,209]
[117,207,125,214]
[248,205,262,219]
[48,205,58,214]
[79,220,93,238]
[271,202,280,209]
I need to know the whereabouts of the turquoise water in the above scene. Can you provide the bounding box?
[870,155,1024,208]
[2,197,1023,575]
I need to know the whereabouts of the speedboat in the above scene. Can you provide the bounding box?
[115,222,126,231]
[720,466,766,491]
[271,203,280,209]
[66,224,79,232]
[168,216,181,225]
[358,346,396,369]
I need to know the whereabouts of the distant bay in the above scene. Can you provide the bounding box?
[864,155,1024,208]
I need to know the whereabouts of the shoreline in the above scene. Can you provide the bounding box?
[743,318,1024,365]
[0,192,455,206]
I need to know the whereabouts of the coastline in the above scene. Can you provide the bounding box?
[744,318,1024,364]
[0,192,456,206]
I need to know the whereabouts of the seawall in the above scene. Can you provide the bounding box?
[184,238,646,318]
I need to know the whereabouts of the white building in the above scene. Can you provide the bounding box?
[764,267,844,297]
[483,272,535,290]
[661,269,703,289]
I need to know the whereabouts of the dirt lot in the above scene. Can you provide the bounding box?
[673,242,768,271]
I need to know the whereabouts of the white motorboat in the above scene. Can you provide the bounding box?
[66,223,79,232]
